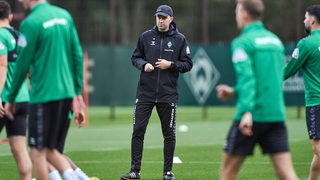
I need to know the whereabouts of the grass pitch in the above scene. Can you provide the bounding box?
[0,106,312,179]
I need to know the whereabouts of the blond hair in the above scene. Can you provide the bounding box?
[236,0,264,20]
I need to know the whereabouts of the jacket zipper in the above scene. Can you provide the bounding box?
[156,33,164,103]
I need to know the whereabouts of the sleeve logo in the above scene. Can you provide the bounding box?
[0,42,5,50]
[232,48,247,63]
[292,48,299,59]
[17,34,27,47]
[186,46,190,54]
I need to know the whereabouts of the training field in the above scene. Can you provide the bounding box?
[0,106,312,179]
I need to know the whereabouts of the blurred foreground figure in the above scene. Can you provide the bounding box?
[0,0,32,179]
[216,0,298,179]
[5,0,85,179]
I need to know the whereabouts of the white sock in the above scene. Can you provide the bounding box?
[63,169,80,180]
[74,168,90,180]
[49,170,62,180]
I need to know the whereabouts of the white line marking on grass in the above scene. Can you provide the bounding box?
[0,153,12,156]
[173,156,182,163]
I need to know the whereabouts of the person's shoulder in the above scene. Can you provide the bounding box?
[49,4,72,18]
[296,35,313,48]
[3,27,19,34]
[232,28,276,46]
[21,8,40,25]
[171,24,186,39]
[19,16,38,30]
[141,29,153,35]
[0,29,7,42]
[231,33,258,53]
[0,28,15,50]
[174,31,187,40]
[232,35,247,47]
[0,28,14,40]
[35,3,72,19]
[140,28,156,38]
[0,28,8,34]
[260,29,284,47]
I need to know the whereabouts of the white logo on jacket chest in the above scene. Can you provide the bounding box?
[150,38,156,46]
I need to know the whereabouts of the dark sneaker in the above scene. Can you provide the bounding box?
[120,171,140,180]
[163,171,176,180]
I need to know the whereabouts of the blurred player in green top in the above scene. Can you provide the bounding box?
[216,0,298,179]
[5,0,85,179]
[0,0,32,179]
[284,4,320,180]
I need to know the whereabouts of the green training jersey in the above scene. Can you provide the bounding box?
[0,27,29,103]
[231,21,286,122]
[284,30,320,107]
[7,2,83,104]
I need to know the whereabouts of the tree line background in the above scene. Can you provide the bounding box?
[8,0,319,45]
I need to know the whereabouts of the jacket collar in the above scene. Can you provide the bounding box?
[241,21,264,35]
[310,29,320,36]
[153,21,178,36]
[31,1,49,12]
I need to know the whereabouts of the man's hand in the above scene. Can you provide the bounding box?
[0,98,5,118]
[216,84,235,100]
[72,95,86,128]
[144,63,154,72]
[74,111,85,128]
[155,59,171,70]
[238,112,253,136]
[4,102,15,120]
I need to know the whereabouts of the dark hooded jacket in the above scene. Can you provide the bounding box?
[132,22,193,103]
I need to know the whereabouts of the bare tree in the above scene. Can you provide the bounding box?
[201,0,209,44]
[117,0,130,44]
[132,0,144,43]
[295,0,302,41]
[76,0,86,43]
[109,0,117,44]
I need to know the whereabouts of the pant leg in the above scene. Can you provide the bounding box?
[0,116,7,134]
[0,103,8,134]
[131,101,154,172]
[156,102,176,173]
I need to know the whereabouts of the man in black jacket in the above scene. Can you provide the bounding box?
[121,4,192,180]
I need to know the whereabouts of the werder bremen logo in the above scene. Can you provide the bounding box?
[184,48,220,105]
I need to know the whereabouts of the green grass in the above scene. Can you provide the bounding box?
[0,106,311,179]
